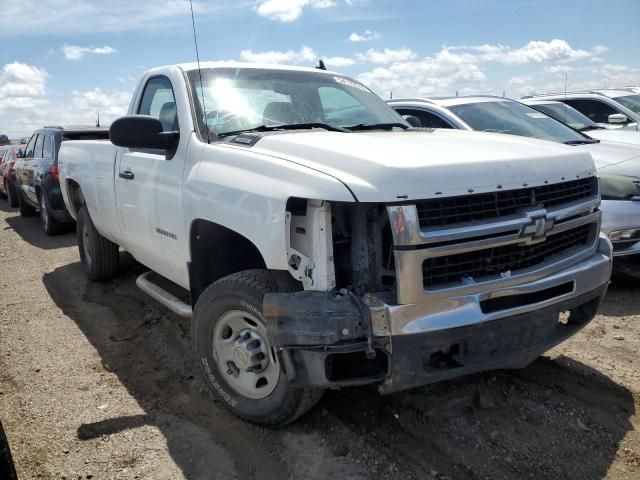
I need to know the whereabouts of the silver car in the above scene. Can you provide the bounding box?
[388,96,640,274]
[522,99,640,147]
[522,90,640,131]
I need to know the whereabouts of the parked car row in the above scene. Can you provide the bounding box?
[4,64,636,428]
[388,91,640,278]
[0,126,108,235]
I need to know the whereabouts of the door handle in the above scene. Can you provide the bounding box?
[119,170,135,180]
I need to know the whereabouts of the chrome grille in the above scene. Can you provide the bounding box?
[422,223,594,288]
[416,177,597,229]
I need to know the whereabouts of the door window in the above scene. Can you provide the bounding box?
[137,76,179,132]
[563,99,627,124]
[43,135,54,159]
[395,108,454,128]
[24,135,37,158]
[34,134,44,158]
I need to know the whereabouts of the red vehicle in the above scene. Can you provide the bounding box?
[0,144,25,207]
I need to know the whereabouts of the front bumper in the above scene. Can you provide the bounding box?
[264,236,612,393]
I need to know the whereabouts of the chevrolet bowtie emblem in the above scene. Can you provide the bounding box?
[521,215,553,240]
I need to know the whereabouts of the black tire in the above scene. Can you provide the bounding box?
[17,188,36,217]
[0,189,6,200]
[5,181,18,208]
[39,193,63,236]
[0,421,18,480]
[76,206,119,281]
[192,269,324,427]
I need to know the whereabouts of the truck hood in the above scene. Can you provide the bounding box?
[245,129,596,202]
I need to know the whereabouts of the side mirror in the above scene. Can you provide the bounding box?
[109,115,179,154]
[402,115,422,128]
[608,113,628,124]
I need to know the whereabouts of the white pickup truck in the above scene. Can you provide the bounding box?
[59,62,613,427]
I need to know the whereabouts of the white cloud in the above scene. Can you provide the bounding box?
[323,56,356,67]
[448,39,607,65]
[240,46,317,64]
[1,87,131,138]
[0,61,132,137]
[354,39,620,99]
[348,30,381,42]
[0,0,222,36]
[358,49,485,98]
[255,0,336,22]
[62,45,118,61]
[356,48,416,64]
[544,65,575,74]
[0,63,48,100]
[71,88,131,118]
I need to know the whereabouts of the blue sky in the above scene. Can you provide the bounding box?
[1,0,639,136]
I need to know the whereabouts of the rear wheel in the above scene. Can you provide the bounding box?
[17,188,36,217]
[77,206,119,281]
[192,269,323,427]
[39,193,63,236]
[5,181,18,208]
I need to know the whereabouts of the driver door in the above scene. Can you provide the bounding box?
[115,75,181,276]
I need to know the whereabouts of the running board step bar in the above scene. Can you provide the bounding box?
[136,271,192,318]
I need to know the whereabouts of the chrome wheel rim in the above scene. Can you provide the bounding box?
[82,224,93,268]
[212,309,279,399]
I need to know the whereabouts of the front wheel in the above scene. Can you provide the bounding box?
[192,270,323,427]
[76,206,119,281]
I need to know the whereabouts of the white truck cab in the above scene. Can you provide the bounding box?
[59,63,612,426]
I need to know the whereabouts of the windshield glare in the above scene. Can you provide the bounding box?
[187,68,406,137]
[448,100,588,143]
[612,94,640,115]
[531,103,598,131]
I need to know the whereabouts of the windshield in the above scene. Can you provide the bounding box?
[611,94,640,115]
[530,103,599,131]
[448,100,589,143]
[187,68,406,138]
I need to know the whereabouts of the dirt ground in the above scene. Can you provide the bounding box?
[0,202,639,480]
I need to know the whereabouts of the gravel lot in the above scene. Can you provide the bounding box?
[0,202,639,480]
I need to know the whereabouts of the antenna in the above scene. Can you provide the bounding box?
[96,111,100,128]
[564,73,568,125]
[189,0,210,144]
[316,59,326,70]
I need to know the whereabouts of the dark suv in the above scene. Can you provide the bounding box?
[15,126,108,235]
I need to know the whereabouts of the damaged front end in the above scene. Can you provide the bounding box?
[266,186,612,394]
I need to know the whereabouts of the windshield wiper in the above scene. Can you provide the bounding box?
[578,125,605,131]
[564,139,600,145]
[345,122,409,131]
[218,123,350,138]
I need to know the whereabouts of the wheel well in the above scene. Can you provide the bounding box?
[188,220,267,305]
[66,179,85,216]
